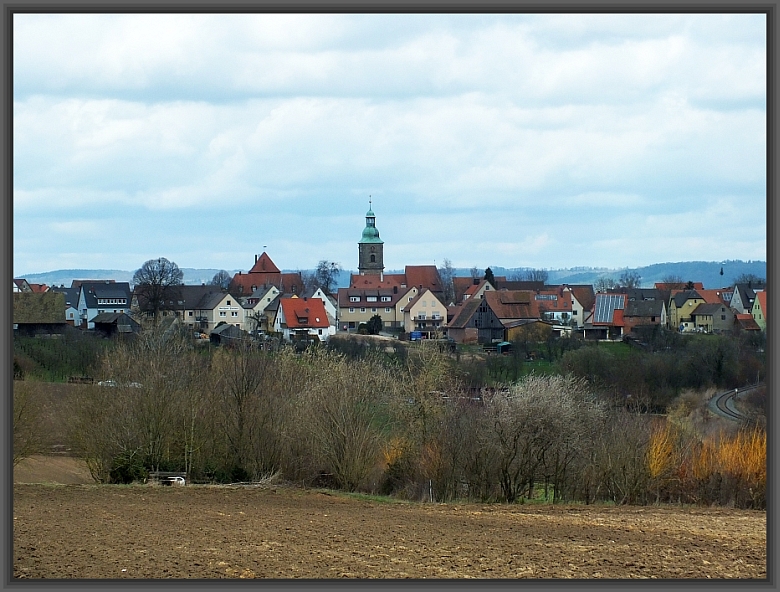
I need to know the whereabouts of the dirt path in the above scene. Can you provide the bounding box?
[13,484,765,579]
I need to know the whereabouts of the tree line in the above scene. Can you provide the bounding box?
[18,325,759,509]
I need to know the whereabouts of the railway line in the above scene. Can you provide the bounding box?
[709,384,762,422]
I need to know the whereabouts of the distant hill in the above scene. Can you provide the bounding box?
[19,260,765,291]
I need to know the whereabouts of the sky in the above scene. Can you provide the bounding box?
[13,13,767,276]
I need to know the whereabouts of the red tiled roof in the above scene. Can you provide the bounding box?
[280,297,329,329]
[756,291,767,318]
[405,265,442,292]
[349,273,406,289]
[249,252,280,274]
[697,289,729,305]
[483,290,538,320]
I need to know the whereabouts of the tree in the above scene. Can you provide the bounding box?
[470,266,481,280]
[618,270,642,289]
[437,258,456,304]
[314,260,343,294]
[366,314,383,335]
[594,277,616,293]
[484,267,495,285]
[520,268,549,283]
[661,274,685,290]
[133,257,184,321]
[733,273,765,286]
[210,270,231,290]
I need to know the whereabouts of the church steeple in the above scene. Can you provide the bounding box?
[358,197,384,275]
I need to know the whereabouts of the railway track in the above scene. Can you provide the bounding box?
[709,384,762,422]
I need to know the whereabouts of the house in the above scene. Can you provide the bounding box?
[77,281,132,330]
[587,293,626,340]
[91,312,142,338]
[667,290,707,332]
[446,296,504,344]
[337,285,418,331]
[209,323,249,346]
[242,285,281,333]
[751,291,767,330]
[274,296,332,342]
[532,288,573,324]
[689,303,735,334]
[13,291,67,336]
[301,286,338,327]
[229,252,304,297]
[730,282,765,314]
[401,288,447,338]
[461,279,495,302]
[49,284,81,326]
[734,313,761,332]
[569,285,595,329]
[13,279,32,293]
[482,290,539,325]
[623,299,667,335]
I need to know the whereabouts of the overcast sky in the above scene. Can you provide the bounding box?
[13,13,766,276]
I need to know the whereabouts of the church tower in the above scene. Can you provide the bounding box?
[358,200,384,275]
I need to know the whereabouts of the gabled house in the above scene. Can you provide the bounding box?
[532,288,573,324]
[734,313,761,332]
[751,290,767,331]
[13,291,67,336]
[482,290,539,324]
[13,278,32,293]
[401,288,447,338]
[242,285,281,333]
[730,282,765,314]
[623,299,667,335]
[446,296,504,344]
[563,285,595,329]
[229,252,304,297]
[274,296,332,342]
[77,281,132,330]
[462,279,495,302]
[91,312,142,338]
[587,293,626,340]
[337,285,417,331]
[690,303,735,334]
[301,286,338,326]
[49,284,81,326]
[667,290,707,332]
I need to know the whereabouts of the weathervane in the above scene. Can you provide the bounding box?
[369,195,372,209]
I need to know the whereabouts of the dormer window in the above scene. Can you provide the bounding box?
[350,296,360,302]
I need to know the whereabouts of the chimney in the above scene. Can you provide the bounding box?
[393,286,398,294]
[255,254,258,264]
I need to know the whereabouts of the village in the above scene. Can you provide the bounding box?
[12,206,768,348]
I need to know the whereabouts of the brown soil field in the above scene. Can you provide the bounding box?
[13,458,766,580]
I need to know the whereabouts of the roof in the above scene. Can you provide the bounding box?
[735,314,761,331]
[592,293,626,325]
[446,298,484,329]
[655,282,704,291]
[349,273,406,289]
[337,286,412,308]
[279,297,330,329]
[566,285,596,311]
[80,282,132,308]
[49,285,80,307]
[755,291,767,317]
[689,302,729,317]
[672,290,702,308]
[91,312,141,332]
[13,292,66,324]
[483,290,539,320]
[405,265,443,293]
[533,289,572,313]
[249,252,280,274]
[624,299,665,318]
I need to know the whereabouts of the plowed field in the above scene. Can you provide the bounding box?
[13,480,766,580]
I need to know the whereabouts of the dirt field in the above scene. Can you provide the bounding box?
[13,458,766,580]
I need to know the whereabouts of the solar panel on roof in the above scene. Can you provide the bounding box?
[594,293,624,324]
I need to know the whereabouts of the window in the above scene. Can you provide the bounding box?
[360,307,366,313]
[371,307,377,312]
[231,312,238,317]
[385,307,391,313]
[349,307,355,313]
[370,254,375,263]
[367,296,377,302]
[188,311,193,317]
[350,296,360,302]
[721,315,726,320]
[227,300,231,306]
[422,301,427,307]
[219,312,226,317]
[318,329,323,335]
[381,296,391,302]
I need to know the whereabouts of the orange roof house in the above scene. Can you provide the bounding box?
[275,296,331,342]
[230,252,304,297]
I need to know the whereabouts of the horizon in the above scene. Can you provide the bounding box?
[13,14,766,275]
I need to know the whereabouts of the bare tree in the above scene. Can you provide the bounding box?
[315,260,343,294]
[660,274,685,290]
[618,270,642,289]
[437,258,456,304]
[524,269,549,283]
[470,266,481,280]
[13,382,45,466]
[210,270,232,290]
[733,273,765,286]
[594,276,617,293]
[133,257,184,322]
